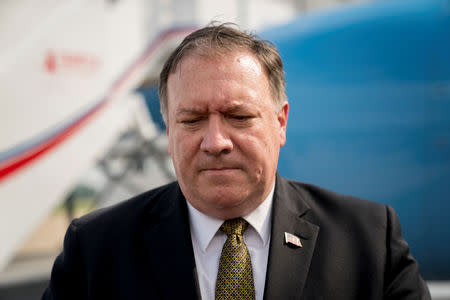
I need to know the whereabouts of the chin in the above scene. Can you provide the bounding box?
[203,189,248,208]
[201,172,244,186]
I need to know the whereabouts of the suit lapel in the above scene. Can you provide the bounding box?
[263,175,320,300]
[141,184,200,300]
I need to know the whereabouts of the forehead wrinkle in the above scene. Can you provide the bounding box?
[168,50,274,117]
[175,101,248,115]
[175,106,207,116]
[220,101,252,112]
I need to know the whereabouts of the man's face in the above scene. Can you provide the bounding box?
[166,50,288,219]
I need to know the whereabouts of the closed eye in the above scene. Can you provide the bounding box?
[179,116,207,128]
[182,119,201,124]
[227,114,255,127]
[232,115,252,120]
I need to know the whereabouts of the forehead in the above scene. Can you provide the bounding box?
[169,50,269,92]
[175,49,264,80]
[166,51,272,113]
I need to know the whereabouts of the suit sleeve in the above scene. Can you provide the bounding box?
[383,205,431,300]
[42,220,88,300]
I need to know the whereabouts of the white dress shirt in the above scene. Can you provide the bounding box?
[187,184,274,300]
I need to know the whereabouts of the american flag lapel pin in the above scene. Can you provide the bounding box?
[284,232,302,248]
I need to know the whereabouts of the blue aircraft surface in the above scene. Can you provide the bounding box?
[261,0,450,279]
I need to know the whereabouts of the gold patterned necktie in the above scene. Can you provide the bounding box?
[215,218,255,300]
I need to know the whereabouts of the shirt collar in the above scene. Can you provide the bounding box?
[187,182,275,253]
[243,184,274,247]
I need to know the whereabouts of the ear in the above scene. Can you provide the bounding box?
[277,102,289,147]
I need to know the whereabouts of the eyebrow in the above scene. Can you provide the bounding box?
[224,105,249,114]
[175,104,251,116]
[175,108,207,116]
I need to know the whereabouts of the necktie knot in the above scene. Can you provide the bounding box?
[220,217,248,237]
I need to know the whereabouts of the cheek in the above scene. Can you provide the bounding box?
[241,129,280,166]
[245,123,279,151]
[173,134,198,160]
[236,134,268,163]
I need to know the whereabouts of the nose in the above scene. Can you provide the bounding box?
[200,116,233,155]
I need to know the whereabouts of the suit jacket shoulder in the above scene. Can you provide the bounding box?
[284,178,388,231]
[264,175,430,300]
[42,181,200,300]
[70,181,180,236]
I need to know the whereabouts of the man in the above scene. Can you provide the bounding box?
[43,24,430,299]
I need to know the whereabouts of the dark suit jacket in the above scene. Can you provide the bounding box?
[42,175,430,299]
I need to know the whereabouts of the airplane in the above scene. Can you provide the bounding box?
[1,0,449,298]
[261,0,450,280]
[0,0,195,276]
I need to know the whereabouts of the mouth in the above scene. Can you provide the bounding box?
[200,167,240,174]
